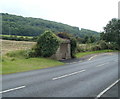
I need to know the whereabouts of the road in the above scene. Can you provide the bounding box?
[1,53,119,98]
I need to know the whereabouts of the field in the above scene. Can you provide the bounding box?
[1,40,64,74]
[1,40,36,55]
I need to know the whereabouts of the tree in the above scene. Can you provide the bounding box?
[83,36,89,43]
[101,18,120,46]
[35,30,60,57]
[87,36,96,43]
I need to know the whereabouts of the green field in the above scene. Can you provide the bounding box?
[75,50,116,58]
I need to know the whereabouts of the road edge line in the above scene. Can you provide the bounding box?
[95,79,120,99]
[88,55,97,61]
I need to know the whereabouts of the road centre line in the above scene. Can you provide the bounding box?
[96,63,109,68]
[95,79,120,99]
[52,70,86,80]
[0,86,26,94]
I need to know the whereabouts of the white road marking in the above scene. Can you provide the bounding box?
[104,53,113,55]
[95,79,120,99]
[0,86,26,94]
[96,63,109,68]
[52,70,86,80]
[88,55,97,61]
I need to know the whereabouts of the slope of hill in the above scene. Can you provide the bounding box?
[1,13,99,38]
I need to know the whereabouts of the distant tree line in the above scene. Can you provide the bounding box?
[0,35,37,42]
[1,13,99,38]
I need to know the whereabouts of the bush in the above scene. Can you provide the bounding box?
[107,42,120,50]
[35,30,60,57]
[25,49,37,58]
[76,45,85,52]
[91,45,101,51]
[57,32,72,39]
[98,40,108,50]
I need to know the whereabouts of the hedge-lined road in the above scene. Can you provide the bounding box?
[2,53,119,98]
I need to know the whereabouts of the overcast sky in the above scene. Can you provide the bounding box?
[0,0,119,32]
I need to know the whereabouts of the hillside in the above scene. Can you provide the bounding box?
[1,13,99,38]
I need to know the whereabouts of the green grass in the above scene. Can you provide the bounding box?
[2,49,116,75]
[2,58,63,74]
[2,50,64,75]
[2,57,64,75]
[75,50,116,58]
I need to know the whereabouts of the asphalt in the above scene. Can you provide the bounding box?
[1,52,119,98]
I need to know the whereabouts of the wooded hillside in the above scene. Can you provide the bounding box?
[2,13,99,38]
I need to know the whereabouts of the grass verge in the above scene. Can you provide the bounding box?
[2,49,116,75]
[2,50,64,75]
[2,58,64,75]
[75,50,116,58]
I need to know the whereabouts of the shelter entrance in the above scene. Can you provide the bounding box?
[60,43,68,59]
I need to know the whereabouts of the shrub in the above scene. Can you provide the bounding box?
[57,32,72,39]
[35,30,60,57]
[25,49,37,58]
[76,45,85,52]
[91,45,101,51]
[99,40,108,50]
[107,42,120,50]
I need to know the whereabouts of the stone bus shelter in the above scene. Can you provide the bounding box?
[51,38,71,60]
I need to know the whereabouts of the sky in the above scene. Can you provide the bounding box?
[0,0,119,32]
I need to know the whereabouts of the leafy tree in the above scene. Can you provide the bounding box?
[101,18,120,47]
[83,36,89,43]
[87,36,96,43]
[35,30,60,57]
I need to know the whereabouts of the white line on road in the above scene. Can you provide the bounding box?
[52,70,86,80]
[95,79,120,99]
[0,86,26,94]
[88,55,97,61]
[96,63,109,68]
